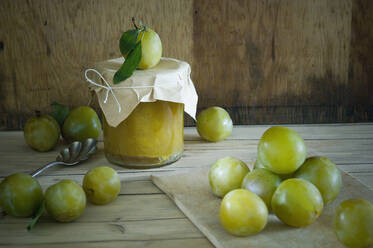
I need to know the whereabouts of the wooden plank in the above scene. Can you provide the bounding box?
[2,238,213,248]
[2,123,373,146]
[348,0,373,119]
[32,177,162,195]
[1,194,184,224]
[2,165,372,191]
[338,163,373,174]
[0,139,372,177]
[185,106,373,126]
[0,218,204,245]
[2,122,373,146]
[1,131,373,178]
[185,124,373,140]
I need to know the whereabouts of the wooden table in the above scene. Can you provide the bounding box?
[0,124,372,247]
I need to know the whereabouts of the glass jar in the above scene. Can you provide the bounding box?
[103,100,184,169]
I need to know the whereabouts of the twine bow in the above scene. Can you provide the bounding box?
[84,69,154,112]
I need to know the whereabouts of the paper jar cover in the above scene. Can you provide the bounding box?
[86,57,198,127]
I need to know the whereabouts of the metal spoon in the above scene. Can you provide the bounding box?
[30,138,97,177]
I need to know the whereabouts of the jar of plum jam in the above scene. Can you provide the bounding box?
[103,101,184,168]
[87,57,197,169]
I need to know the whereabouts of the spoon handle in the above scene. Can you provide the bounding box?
[30,161,63,177]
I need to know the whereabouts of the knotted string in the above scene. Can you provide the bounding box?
[84,69,154,112]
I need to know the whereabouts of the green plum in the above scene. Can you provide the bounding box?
[209,157,249,197]
[83,166,121,205]
[24,111,60,152]
[257,126,306,174]
[0,173,43,217]
[220,189,268,236]
[241,168,281,210]
[334,199,373,248]
[295,156,342,204]
[271,178,323,227]
[196,107,233,142]
[137,27,162,69]
[62,106,102,142]
[45,180,86,222]
[254,159,293,180]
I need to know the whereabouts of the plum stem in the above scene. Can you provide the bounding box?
[35,110,41,118]
[132,17,139,30]
[132,17,146,32]
[27,201,45,231]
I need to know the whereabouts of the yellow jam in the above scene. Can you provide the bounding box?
[103,100,184,168]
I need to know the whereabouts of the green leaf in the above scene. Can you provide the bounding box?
[119,29,140,56]
[50,102,69,127]
[27,201,45,231]
[113,42,142,84]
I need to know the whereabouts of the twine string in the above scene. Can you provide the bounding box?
[84,69,154,112]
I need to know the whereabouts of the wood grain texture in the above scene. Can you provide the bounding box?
[192,0,371,125]
[0,218,204,245]
[1,194,184,224]
[347,0,373,120]
[0,0,193,129]
[1,138,373,177]
[1,239,213,248]
[0,0,372,128]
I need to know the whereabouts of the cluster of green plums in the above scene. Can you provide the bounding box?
[24,106,102,152]
[209,126,373,248]
[0,166,120,224]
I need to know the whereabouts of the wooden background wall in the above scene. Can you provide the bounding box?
[0,0,372,129]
